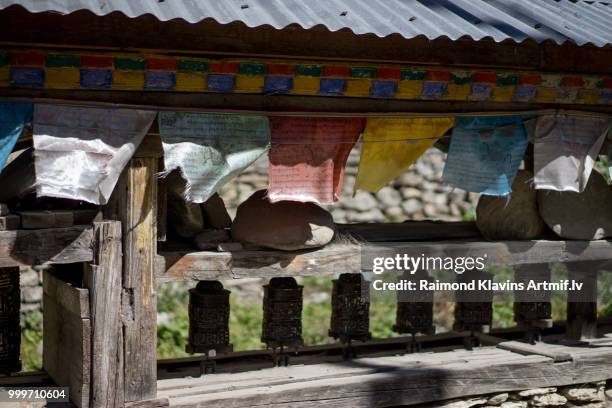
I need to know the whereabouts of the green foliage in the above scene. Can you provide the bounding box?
[20,311,43,371]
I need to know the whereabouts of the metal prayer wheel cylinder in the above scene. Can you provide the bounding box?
[394,270,435,335]
[262,277,304,349]
[0,267,21,375]
[514,265,552,324]
[453,270,493,333]
[329,273,371,343]
[186,281,233,354]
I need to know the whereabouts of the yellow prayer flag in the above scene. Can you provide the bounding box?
[355,117,454,192]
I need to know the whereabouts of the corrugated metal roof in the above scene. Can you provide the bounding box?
[1,0,611,47]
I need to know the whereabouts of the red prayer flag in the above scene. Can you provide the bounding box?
[268,117,364,204]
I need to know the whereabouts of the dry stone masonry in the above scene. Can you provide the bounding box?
[415,381,611,408]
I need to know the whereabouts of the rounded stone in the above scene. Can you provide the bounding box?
[476,170,545,240]
[538,171,612,240]
[231,190,336,251]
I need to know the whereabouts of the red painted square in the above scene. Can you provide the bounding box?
[267,63,295,76]
[426,70,452,82]
[323,65,350,77]
[376,67,401,80]
[81,55,114,68]
[146,58,177,71]
[519,74,541,86]
[10,51,46,67]
[209,61,240,74]
[473,72,497,84]
[561,76,584,87]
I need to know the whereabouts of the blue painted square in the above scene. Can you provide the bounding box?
[80,69,112,89]
[370,80,397,98]
[318,78,346,95]
[10,67,44,88]
[421,82,447,99]
[469,84,492,101]
[207,74,235,93]
[263,75,293,94]
[599,89,612,103]
[145,71,176,91]
[513,85,537,102]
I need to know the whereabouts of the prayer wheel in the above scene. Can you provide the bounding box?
[262,277,304,349]
[514,265,552,343]
[453,270,493,349]
[0,267,21,375]
[186,281,233,355]
[329,273,371,344]
[394,270,435,336]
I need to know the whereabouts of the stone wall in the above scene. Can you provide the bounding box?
[414,382,612,408]
[19,265,43,314]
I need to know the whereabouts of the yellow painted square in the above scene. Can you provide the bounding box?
[292,76,320,95]
[345,78,371,97]
[46,67,80,89]
[234,74,264,93]
[446,84,470,101]
[576,89,599,104]
[175,72,206,92]
[396,80,423,99]
[535,87,557,103]
[491,86,516,102]
[112,70,145,91]
[0,67,9,87]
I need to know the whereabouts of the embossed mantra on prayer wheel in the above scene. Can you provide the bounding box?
[186,281,233,355]
[262,277,304,349]
[329,273,371,344]
[394,271,435,336]
[0,268,21,375]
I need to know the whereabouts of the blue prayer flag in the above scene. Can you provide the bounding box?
[442,115,533,196]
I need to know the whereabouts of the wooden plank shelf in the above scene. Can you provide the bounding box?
[0,225,94,268]
[156,238,612,282]
[156,342,612,407]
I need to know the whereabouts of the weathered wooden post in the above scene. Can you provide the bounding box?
[566,261,599,341]
[83,221,124,408]
[106,157,158,402]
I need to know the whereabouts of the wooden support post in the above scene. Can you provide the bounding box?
[115,158,158,402]
[42,269,91,408]
[566,261,599,340]
[83,221,124,408]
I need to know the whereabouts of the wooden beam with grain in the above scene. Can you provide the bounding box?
[0,226,93,268]
[156,239,612,282]
[83,221,124,408]
[116,158,159,402]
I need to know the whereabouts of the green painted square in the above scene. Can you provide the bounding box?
[401,70,426,80]
[296,64,322,77]
[497,75,518,86]
[450,73,473,84]
[0,52,8,67]
[46,55,81,68]
[239,62,266,75]
[115,58,145,71]
[178,60,208,73]
[350,67,376,78]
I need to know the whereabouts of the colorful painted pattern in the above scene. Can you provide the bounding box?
[1,50,611,105]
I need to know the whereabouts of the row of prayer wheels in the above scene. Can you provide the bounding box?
[186,272,554,370]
